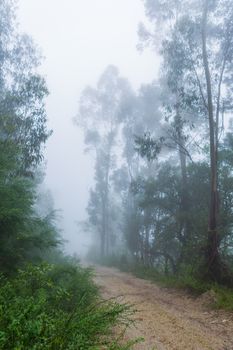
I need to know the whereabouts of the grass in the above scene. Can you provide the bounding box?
[213,285,233,310]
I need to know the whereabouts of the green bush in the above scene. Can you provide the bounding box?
[0,263,135,350]
[213,286,233,311]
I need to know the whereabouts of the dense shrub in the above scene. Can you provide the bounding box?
[0,264,134,350]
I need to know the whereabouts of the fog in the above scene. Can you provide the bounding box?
[18,0,159,254]
[1,1,233,347]
[13,0,233,287]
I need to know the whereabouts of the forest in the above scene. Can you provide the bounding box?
[1,0,233,349]
[78,0,233,288]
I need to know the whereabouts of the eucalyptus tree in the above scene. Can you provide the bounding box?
[140,0,233,282]
[117,82,167,264]
[77,66,132,256]
[138,1,201,264]
[0,1,59,273]
[0,0,50,174]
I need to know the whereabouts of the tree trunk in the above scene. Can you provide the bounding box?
[178,142,189,262]
[201,0,221,281]
[105,151,111,256]
[175,109,190,265]
[145,226,150,266]
[101,225,106,257]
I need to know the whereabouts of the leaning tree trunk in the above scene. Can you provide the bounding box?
[201,0,222,282]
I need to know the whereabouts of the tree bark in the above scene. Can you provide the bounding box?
[175,107,190,264]
[201,0,220,280]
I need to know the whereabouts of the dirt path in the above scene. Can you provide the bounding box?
[93,265,233,350]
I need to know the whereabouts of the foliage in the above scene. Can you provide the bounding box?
[0,140,60,275]
[137,0,233,283]
[0,0,50,173]
[0,263,136,350]
[0,1,58,274]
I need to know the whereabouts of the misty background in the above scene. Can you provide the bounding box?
[18,0,159,254]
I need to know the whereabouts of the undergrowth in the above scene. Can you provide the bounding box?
[0,263,137,350]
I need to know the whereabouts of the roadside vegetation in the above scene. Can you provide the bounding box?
[93,254,233,312]
[0,263,135,350]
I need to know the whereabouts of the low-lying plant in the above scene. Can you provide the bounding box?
[0,263,136,350]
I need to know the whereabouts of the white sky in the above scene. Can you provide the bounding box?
[18,0,159,254]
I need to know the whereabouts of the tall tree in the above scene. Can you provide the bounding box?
[77,66,131,256]
[140,0,233,282]
[0,0,58,274]
[0,0,50,174]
